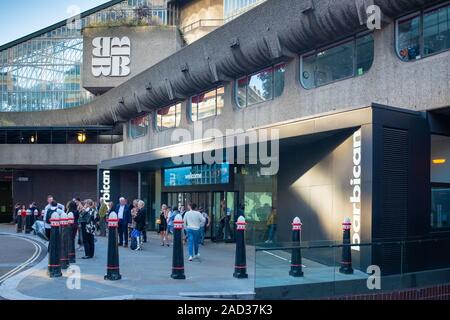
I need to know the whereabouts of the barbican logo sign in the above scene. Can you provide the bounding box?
[91,37,131,77]
[100,170,111,202]
[350,129,362,251]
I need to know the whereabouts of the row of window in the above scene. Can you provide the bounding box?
[129,34,372,138]
[396,2,450,61]
[129,2,450,139]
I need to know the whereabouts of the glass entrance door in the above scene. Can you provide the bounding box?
[211,191,238,242]
[163,191,239,241]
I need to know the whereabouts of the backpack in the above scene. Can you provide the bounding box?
[45,207,56,225]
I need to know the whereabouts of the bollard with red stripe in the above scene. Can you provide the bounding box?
[339,217,354,275]
[233,216,248,279]
[59,212,70,270]
[289,217,304,277]
[48,212,62,278]
[105,212,121,281]
[16,212,23,233]
[67,212,76,264]
[171,214,185,280]
[25,209,32,234]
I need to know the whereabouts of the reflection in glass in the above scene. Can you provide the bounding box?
[129,114,149,139]
[432,188,450,229]
[156,103,181,130]
[190,86,225,121]
[301,34,374,89]
[397,16,421,61]
[224,0,267,22]
[236,64,285,108]
[424,5,450,56]
[0,0,171,112]
[396,4,450,61]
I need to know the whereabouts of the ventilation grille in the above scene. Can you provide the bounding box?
[380,127,409,274]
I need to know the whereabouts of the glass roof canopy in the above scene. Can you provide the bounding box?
[0,0,173,112]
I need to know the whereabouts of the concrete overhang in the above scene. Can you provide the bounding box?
[100,103,424,171]
[0,0,443,127]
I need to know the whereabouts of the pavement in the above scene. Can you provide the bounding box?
[0,224,255,300]
[0,224,369,300]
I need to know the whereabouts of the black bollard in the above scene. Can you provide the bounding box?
[171,214,185,280]
[339,217,354,275]
[233,216,248,279]
[16,213,23,233]
[48,213,62,278]
[25,209,32,234]
[59,212,70,270]
[105,212,121,281]
[289,217,304,277]
[67,212,76,264]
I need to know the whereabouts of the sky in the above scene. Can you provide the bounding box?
[0,0,111,46]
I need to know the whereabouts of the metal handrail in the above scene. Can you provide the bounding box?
[181,19,224,33]
[255,237,449,251]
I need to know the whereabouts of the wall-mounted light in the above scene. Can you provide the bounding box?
[30,135,36,143]
[432,158,446,164]
[77,132,87,143]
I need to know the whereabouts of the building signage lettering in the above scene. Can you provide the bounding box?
[92,37,131,77]
[350,129,362,251]
[100,170,111,202]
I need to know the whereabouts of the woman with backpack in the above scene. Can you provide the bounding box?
[79,199,96,259]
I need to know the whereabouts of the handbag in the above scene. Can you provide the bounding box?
[156,218,161,225]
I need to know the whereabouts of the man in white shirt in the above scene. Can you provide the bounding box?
[183,203,206,261]
[115,197,131,247]
[43,195,64,240]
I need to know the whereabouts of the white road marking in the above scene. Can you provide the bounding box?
[0,235,42,284]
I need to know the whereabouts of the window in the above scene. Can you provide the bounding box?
[396,3,450,61]
[236,64,285,108]
[431,135,450,229]
[129,114,149,139]
[300,34,374,89]
[224,0,267,22]
[190,86,225,121]
[432,187,450,229]
[156,103,182,130]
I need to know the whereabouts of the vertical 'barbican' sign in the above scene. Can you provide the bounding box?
[350,129,362,251]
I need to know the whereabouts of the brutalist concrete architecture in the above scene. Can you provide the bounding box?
[1,0,450,282]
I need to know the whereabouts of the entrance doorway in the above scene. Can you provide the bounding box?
[163,191,238,242]
[0,181,13,223]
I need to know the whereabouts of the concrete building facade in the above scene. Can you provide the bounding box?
[0,0,450,288]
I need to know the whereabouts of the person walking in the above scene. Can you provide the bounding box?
[115,197,132,248]
[265,207,277,243]
[79,200,96,259]
[183,203,206,261]
[158,204,168,246]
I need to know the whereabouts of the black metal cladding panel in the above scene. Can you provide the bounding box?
[380,128,409,273]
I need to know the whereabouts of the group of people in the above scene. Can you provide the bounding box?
[157,203,210,261]
[15,195,148,259]
[15,194,279,262]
